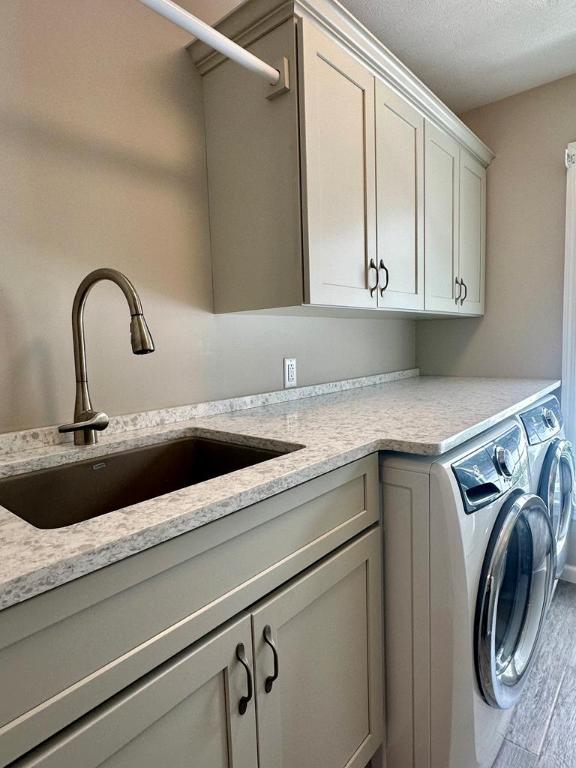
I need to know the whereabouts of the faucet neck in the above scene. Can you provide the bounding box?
[66,268,153,444]
[71,267,145,385]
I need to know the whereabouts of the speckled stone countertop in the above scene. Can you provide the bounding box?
[0,372,560,610]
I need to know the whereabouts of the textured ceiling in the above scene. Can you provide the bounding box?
[193,0,576,113]
[338,0,576,112]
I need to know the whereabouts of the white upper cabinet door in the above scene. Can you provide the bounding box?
[458,148,486,315]
[299,20,378,309]
[252,529,383,768]
[14,617,258,768]
[424,122,460,313]
[375,81,424,310]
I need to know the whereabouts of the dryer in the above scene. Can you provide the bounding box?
[380,419,556,768]
[519,394,575,578]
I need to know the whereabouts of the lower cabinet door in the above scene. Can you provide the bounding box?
[14,616,258,768]
[252,528,383,768]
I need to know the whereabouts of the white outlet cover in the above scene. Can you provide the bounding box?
[283,358,297,388]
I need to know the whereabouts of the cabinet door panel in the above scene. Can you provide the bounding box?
[424,122,460,313]
[376,81,424,309]
[204,19,302,312]
[253,528,383,768]
[300,20,377,308]
[459,148,486,315]
[14,617,257,768]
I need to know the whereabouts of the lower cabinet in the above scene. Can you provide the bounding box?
[12,616,258,768]
[253,528,383,768]
[14,528,382,768]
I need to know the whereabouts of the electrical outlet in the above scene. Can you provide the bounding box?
[283,358,297,388]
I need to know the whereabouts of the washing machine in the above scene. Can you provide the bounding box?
[519,394,575,578]
[380,418,556,768]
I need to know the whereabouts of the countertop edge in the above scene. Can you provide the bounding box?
[0,376,561,612]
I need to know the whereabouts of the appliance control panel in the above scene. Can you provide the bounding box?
[519,396,562,445]
[452,424,529,514]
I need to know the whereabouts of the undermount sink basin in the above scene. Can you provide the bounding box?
[0,436,297,530]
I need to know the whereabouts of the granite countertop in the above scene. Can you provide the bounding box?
[0,373,560,610]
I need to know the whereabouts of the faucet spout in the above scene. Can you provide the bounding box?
[130,314,155,355]
[61,268,155,446]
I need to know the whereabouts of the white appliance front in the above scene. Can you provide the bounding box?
[520,394,575,578]
[380,419,555,768]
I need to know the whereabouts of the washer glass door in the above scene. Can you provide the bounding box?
[475,492,555,709]
[539,439,575,577]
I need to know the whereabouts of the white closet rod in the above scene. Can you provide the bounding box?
[138,0,280,85]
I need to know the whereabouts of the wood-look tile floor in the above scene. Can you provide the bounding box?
[493,580,576,768]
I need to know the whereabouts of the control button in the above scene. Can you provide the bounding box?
[494,445,513,477]
[543,408,558,430]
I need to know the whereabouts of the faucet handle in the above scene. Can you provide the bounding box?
[59,411,110,434]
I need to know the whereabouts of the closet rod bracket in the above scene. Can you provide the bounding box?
[266,57,291,100]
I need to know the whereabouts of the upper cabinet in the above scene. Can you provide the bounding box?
[376,81,424,311]
[424,122,460,313]
[424,124,487,314]
[458,148,486,315]
[300,22,377,309]
[191,1,493,318]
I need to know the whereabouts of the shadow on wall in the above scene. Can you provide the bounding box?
[0,48,210,310]
[0,292,59,425]
[0,1,415,433]
[0,36,215,430]
[416,316,485,376]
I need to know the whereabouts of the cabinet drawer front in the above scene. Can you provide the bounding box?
[0,456,378,764]
[12,616,257,768]
[252,527,383,768]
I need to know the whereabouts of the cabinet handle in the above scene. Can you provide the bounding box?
[236,643,253,715]
[263,625,279,693]
[368,258,379,297]
[378,259,389,296]
[460,279,468,305]
[455,277,462,304]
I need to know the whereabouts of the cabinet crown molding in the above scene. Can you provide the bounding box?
[189,0,495,168]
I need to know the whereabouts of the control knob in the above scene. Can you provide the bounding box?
[494,445,513,478]
[543,408,558,430]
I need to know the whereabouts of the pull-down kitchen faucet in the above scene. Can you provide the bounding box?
[59,268,155,446]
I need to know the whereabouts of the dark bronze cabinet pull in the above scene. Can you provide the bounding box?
[455,277,462,304]
[236,643,253,715]
[263,625,279,693]
[460,279,468,305]
[379,259,389,296]
[368,258,379,297]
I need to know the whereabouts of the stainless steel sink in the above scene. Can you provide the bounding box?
[0,436,297,529]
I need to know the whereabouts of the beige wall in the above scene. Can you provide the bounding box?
[417,74,576,379]
[0,0,414,433]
